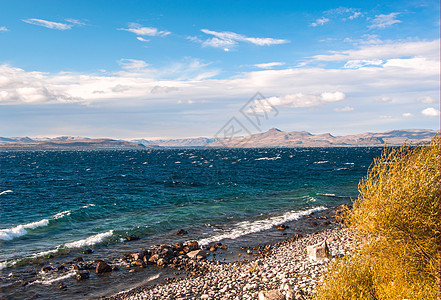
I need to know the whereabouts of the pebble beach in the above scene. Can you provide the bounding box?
[109,225,354,300]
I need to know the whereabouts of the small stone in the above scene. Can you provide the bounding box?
[96,262,112,274]
[82,249,93,254]
[73,257,84,263]
[76,271,90,280]
[40,266,53,273]
[258,289,285,300]
[125,235,140,241]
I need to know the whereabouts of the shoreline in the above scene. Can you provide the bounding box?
[106,207,351,300]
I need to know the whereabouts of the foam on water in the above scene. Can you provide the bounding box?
[0,210,72,241]
[0,190,13,196]
[198,206,326,246]
[32,270,77,285]
[63,230,113,248]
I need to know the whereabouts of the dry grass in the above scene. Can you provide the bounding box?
[316,135,440,299]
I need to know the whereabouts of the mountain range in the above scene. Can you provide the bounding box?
[0,129,437,150]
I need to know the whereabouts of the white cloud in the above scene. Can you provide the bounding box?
[119,23,170,37]
[22,18,73,30]
[252,91,346,112]
[65,19,86,26]
[402,113,413,117]
[136,37,150,42]
[417,96,434,104]
[421,107,440,117]
[118,59,149,71]
[0,26,8,32]
[311,17,329,27]
[254,62,285,69]
[334,106,354,112]
[369,13,401,29]
[344,59,383,69]
[199,29,288,50]
[312,39,440,62]
[349,12,362,20]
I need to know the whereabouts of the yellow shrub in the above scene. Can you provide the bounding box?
[316,135,440,299]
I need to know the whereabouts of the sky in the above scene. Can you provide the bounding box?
[0,0,439,139]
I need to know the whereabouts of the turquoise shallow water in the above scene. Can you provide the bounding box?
[0,147,383,298]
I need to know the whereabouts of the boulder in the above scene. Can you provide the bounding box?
[174,242,183,251]
[156,258,168,266]
[219,244,228,250]
[258,290,285,300]
[306,240,331,261]
[125,235,140,241]
[148,254,159,264]
[186,241,199,251]
[276,224,289,230]
[76,271,90,281]
[176,229,188,235]
[40,266,53,273]
[73,257,84,263]
[96,261,112,274]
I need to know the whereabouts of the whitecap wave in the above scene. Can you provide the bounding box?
[255,156,281,161]
[317,193,336,197]
[0,219,49,241]
[198,206,326,246]
[63,230,113,248]
[0,210,71,241]
[0,190,13,196]
[314,160,329,164]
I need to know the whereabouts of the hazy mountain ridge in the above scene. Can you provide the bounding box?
[0,129,437,149]
[0,138,149,150]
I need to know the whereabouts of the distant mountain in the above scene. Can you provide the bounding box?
[0,129,437,150]
[206,128,438,148]
[132,137,217,147]
[0,137,149,150]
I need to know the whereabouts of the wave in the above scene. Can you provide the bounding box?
[32,270,77,285]
[0,210,71,241]
[255,156,281,161]
[0,190,13,196]
[314,160,329,164]
[63,230,113,248]
[317,193,336,197]
[0,230,114,270]
[198,206,326,246]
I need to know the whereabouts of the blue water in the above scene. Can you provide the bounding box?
[0,147,383,272]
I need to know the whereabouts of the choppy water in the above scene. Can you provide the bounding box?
[0,147,383,298]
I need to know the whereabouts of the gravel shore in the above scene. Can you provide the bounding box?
[109,226,353,300]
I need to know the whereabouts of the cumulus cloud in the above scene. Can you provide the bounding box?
[23,18,73,30]
[254,62,285,69]
[417,96,434,104]
[0,26,8,32]
[198,29,288,51]
[311,17,329,27]
[334,106,354,112]
[119,23,170,37]
[369,13,401,29]
[421,107,440,117]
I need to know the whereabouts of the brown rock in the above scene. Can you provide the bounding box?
[148,254,159,264]
[125,235,140,241]
[186,250,209,259]
[186,241,199,251]
[41,266,53,273]
[219,244,228,250]
[276,224,289,230]
[96,261,112,274]
[174,242,183,251]
[209,246,217,252]
[82,248,93,254]
[76,271,90,281]
[73,257,84,263]
[157,258,168,266]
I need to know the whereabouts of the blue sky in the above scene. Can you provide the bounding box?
[0,0,439,139]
